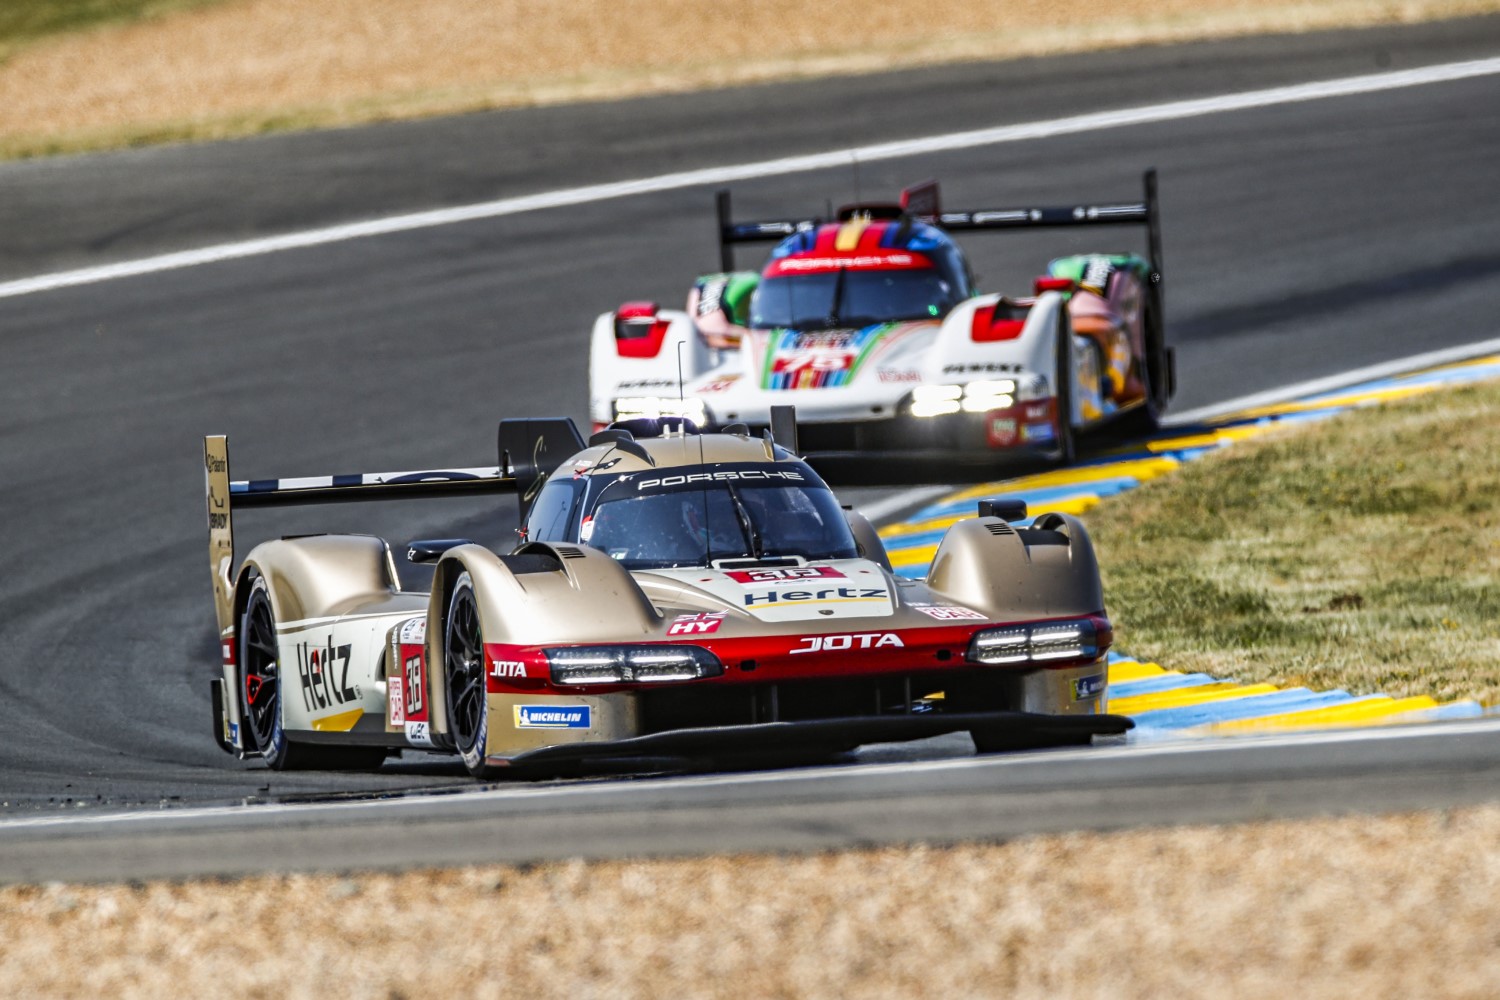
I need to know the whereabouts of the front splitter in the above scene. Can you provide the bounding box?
[495,711,1133,767]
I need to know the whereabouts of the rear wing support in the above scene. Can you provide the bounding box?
[202,417,584,635]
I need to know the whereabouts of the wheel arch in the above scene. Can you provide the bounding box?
[227,535,399,734]
[236,534,398,626]
[925,513,1104,619]
[426,542,662,743]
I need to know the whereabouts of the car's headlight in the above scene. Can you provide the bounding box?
[545,644,724,685]
[613,396,709,427]
[910,384,962,417]
[960,379,1015,413]
[968,625,1029,663]
[967,617,1107,665]
[910,381,1017,416]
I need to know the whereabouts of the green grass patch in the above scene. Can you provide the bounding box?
[1088,379,1500,705]
[0,0,221,60]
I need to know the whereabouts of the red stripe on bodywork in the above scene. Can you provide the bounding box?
[766,249,934,277]
[986,397,1059,449]
[858,221,892,251]
[483,614,1109,693]
[970,304,1026,342]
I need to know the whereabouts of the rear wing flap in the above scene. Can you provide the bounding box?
[926,169,1163,281]
[203,417,585,633]
[715,169,1164,287]
[714,189,817,271]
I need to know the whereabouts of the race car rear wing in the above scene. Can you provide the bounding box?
[203,417,585,633]
[715,169,1164,284]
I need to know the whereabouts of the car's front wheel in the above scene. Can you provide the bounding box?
[444,572,493,777]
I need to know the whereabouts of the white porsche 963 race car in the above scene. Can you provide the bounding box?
[203,412,1130,777]
[590,172,1174,466]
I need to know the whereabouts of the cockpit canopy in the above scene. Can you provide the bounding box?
[749,220,971,332]
[523,460,859,571]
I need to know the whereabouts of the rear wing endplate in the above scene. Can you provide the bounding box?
[203,417,584,634]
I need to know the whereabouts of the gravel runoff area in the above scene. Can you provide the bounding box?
[2,0,1497,157]
[4,805,1500,998]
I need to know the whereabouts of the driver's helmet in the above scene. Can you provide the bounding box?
[586,493,719,565]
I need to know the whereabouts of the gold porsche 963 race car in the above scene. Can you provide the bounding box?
[203,410,1130,777]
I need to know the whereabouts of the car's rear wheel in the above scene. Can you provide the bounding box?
[1122,290,1172,437]
[239,580,289,766]
[445,572,493,777]
[239,578,385,772]
[1050,310,1078,467]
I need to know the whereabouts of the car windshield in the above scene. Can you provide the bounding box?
[582,465,858,570]
[749,267,959,331]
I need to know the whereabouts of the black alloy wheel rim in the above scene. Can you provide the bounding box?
[242,592,280,753]
[444,586,485,754]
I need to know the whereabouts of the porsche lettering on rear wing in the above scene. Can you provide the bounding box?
[714,169,1165,289]
[202,417,585,634]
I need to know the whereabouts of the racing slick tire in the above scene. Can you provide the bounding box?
[1118,293,1172,439]
[1050,309,1077,467]
[239,578,385,771]
[444,572,494,778]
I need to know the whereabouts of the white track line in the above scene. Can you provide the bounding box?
[3,56,1499,301]
[1165,335,1500,425]
[2,715,1495,832]
[856,485,955,522]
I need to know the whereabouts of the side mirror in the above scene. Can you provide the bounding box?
[977,498,1027,523]
[842,508,892,572]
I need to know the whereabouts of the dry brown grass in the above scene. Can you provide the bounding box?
[5,804,1500,998]
[3,0,1497,158]
[1090,377,1500,705]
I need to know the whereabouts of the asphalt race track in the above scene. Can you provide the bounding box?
[2,17,1499,875]
[6,721,1500,884]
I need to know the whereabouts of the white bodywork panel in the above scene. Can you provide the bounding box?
[588,292,1103,434]
[278,611,413,733]
[640,558,896,624]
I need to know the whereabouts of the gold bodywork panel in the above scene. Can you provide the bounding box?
[926,514,1103,620]
[485,692,640,758]
[573,433,779,476]
[240,535,421,736]
[217,429,1111,762]
[244,534,401,625]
